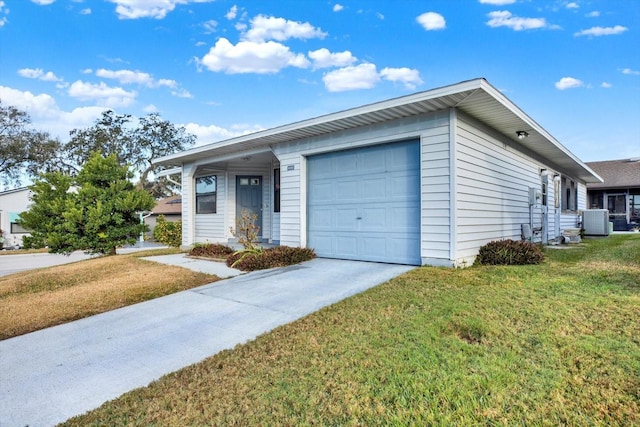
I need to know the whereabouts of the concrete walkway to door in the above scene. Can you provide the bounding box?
[0,258,413,427]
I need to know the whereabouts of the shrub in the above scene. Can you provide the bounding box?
[474,239,544,266]
[189,243,235,259]
[230,209,260,250]
[153,215,182,247]
[226,246,316,271]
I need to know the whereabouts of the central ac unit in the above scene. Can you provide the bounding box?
[582,209,610,236]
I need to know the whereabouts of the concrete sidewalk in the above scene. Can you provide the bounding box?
[0,258,413,427]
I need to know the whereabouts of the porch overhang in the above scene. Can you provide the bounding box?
[153,78,602,184]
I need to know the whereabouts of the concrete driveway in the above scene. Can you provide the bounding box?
[0,251,94,277]
[0,258,413,427]
[0,243,167,277]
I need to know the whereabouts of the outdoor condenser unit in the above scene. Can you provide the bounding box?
[582,209,610,236]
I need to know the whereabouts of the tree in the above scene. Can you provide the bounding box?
[0,100,61,187]
[19,152,155,255]
[64,110,195,197]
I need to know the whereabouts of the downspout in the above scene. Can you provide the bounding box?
[449,107,458,266]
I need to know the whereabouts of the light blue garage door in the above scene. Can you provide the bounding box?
[307,139,421,265]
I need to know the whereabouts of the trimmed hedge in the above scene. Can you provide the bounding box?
[474,239,544,266]
[189,243,235,258]
[226,246,316,271]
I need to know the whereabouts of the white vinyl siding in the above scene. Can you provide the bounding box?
[421,123,451,265]
[273,110,450,255]
[194,173,226,243]
[454,114,540,264]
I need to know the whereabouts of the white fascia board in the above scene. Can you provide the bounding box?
[479,80,603,183]
[154,167,183,178]
[153,78,486,166]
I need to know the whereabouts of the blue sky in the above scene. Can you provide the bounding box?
[1,0,639,163]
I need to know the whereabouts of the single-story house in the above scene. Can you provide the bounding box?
[585,158,640,231]
[144,195,182,238]
[0,187,32,249]
[153,78,602,267]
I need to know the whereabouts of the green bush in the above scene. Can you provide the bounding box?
[189,243,235,258]
[22,235,47,250]
[153,215,182,247]
[474,239,544,266]
[226,246,316,271]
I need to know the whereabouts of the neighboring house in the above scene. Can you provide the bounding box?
[0,187,32,249]
[145,195,182,237]
[153,78,602,267]
[585,158,640,231]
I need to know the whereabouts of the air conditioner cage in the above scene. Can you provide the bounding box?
[582,209,610,236]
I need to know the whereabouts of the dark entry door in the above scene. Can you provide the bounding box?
[236,176,263,235]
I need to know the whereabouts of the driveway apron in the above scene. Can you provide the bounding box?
[0,258,413,427]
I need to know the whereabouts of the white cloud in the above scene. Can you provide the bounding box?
[80,8,91,15]
[322,63,380,92]
[107,0,215,20]
[184,122,263,146]
[555,77,584,90]
[479,0,516,4]
[601,82,612,88]
[308,48,357,69]
[241,15,327,42]
[380,67,423,89]
[333,4,343,12]
[199,38,310,74]
[622,68,640,75]
[0,1,8,27]
[95,69,177,88]
[143,104,159,113]
[203,19,217,33]
[0,85,106,141]
[171,88,193,98]
[566,2,579,9]
[225,5,237,20]
[17,68,63,82]
[486,10,550,31]
[417,12,446,31]
[68,80,137,107]
[585,11,600,17]
[31,0,55,5]
[574,25,628,37]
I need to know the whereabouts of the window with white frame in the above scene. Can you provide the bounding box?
[195,175,216,214]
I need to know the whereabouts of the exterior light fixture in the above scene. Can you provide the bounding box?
[516,130,529,140]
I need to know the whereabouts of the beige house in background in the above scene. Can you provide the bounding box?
[145,195,182,239]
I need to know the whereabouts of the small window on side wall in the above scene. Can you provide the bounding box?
[196,175,216,214]
[274,168,281,213]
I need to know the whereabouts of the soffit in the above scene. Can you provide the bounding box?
[154,78,601,183]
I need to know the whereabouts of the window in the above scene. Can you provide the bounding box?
[195,175,216,214]
[11,222,30,234]
[561,177,577,211]
[274,168,280,213]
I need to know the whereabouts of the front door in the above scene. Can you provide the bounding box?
[236,176,263,236]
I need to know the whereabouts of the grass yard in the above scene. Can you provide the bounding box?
[61,235,640,426]
[0,249,218,340]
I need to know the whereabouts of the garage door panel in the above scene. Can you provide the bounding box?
[335,180,358,201]
[336,236,358,257]
[308,139,420,265]
[336,208,358,228]
[310,182,333,202]
[362,177,387,199]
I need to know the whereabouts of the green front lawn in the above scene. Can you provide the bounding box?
[64,235,640,426]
